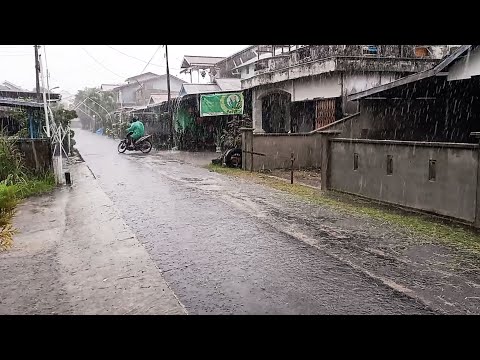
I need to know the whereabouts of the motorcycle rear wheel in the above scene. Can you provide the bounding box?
[140,139,152,153]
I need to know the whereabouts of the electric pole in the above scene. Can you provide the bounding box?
[165,45,173,147]
[34,45,41,100]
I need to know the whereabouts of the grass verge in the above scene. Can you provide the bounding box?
[207,164,480,255]
[0,173,56,251]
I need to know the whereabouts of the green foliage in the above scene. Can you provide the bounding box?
[51,105,77,152]
[75,88,117,131]
[0,184,17,227]
[220,116,252,149]
[52,106,77,128]
[0,132,56,251]
[0,135,27,185]
[0,108,29,137]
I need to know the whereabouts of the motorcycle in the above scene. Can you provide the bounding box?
[117,134,153,154]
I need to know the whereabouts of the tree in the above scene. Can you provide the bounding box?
[51,104,78,153]
[0,108,29,138]
[74,88,117,131]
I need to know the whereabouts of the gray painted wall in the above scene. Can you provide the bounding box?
[244,132,323,171]
[329,139,479,222]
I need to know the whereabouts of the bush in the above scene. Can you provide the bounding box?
[0,184,17,226]
[0,134,56,251]
[0,135,27,185]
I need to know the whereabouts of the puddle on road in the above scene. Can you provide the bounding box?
[181,177,203,182]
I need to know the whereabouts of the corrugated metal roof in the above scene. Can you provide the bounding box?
[125,72,159,82]
[1,81,26,91]
[0,90,61,100]
[181,56,226,69]
[178,78,242,97]
[149,94,169,104]
[179,83,221,96]
[215,78,241,91]
[0,97,44,108]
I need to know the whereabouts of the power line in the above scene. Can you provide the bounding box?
[140,45,161,74]
[81,47,125,80]
[105,45,165,68]
[104,45,183,72]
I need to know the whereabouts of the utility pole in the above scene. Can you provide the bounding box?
[165,45,173,148]
[34,45,41,100]
[39,54,50,138]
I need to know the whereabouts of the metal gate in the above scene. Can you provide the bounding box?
[315,98,336,129]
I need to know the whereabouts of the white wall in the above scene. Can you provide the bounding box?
[292,74,341,101]
[253,72,400,103]
[448,46,480,81]
[241,65,255,80]
[343,72,399,96]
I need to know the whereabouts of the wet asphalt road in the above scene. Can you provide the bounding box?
[75,130,433,314]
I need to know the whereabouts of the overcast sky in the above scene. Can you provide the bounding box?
[0,45,249,95]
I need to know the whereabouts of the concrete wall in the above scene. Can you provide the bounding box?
[15,139,52,174]
[329,139,479,222]
[243,132,323,171]
[317,113,371,139]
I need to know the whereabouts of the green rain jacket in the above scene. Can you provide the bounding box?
[126,121,145,141]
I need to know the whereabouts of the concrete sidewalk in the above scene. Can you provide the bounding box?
[0,159,186,315]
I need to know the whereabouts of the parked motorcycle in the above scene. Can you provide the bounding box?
[117,135,153,154]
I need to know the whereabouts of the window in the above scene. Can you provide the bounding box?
[386,155,393,175]
[353,153,359,170]
[246,66,250,75]
[363,45,378,55]
[361,129,369,139]
[429,160,436,181]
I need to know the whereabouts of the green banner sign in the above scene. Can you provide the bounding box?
[200,92,244,117]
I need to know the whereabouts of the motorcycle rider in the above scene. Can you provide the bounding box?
[125,117,145,149]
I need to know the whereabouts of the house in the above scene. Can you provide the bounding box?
[239,45,449,134]
[332,45,480,143]
[100,84,122,92]
[214,45,298,80]
[113,73,185,107]
[180,46,295,83]
[0,89,61,138]
[307,45,480,226]
[180,56,226,83]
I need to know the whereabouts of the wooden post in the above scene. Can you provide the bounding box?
[165,45,172,148]
[290,152,295,184]
[250,141,254,173]
[34,45,41,101]
[240,127,253,171]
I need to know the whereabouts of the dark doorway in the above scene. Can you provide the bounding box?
[262,92,291,133]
